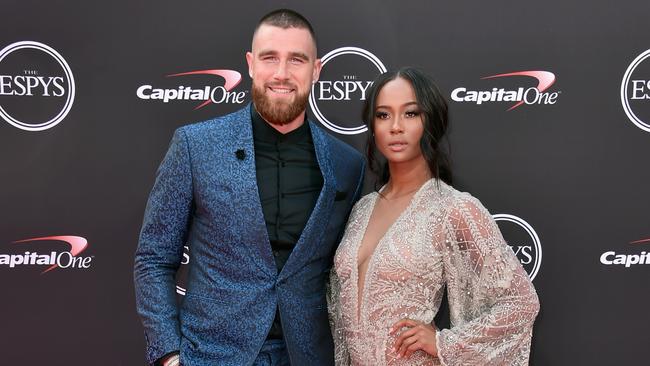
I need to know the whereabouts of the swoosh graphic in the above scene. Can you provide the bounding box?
[13,235,88,273]
[630,238,650,244]
[482,70,556,111]
[167,69,242,110]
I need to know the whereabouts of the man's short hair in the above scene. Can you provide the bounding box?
[254,9,317,49]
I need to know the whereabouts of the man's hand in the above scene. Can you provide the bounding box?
[390,318,438,359]
[159,353,180,366]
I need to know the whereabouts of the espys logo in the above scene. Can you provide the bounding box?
[0,235,92,273]
[309,47,386,135]
[621,49,650,133]
[493,214,542,280]
[452,71,559,110]
[137,69,246,109]
[600,237,650,268]
[0,41,75,131]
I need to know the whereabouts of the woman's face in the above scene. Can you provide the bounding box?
[373,77,425,165]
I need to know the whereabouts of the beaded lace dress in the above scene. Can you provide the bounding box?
[328,179,539,365]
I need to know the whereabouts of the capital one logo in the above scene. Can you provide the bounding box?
[452,71,559,110]
[493,214,542,280]
[0,41,75,131]
[137,69,246,109]
[621,49,650,132]
[0,235,92,273]
[600,237,650,268]
[309,47,387,135]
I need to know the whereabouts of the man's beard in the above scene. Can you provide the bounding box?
[252,83,310,126]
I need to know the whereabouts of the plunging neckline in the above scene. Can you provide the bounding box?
[354,178,434,324]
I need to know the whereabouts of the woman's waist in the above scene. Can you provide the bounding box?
[344,308,437,335]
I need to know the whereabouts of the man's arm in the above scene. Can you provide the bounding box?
[155,352,180,366]
[350,159,365,205]
[134,128,194,364]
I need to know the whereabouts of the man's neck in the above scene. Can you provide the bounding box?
[256,107,306,135]
[269,111,306,134]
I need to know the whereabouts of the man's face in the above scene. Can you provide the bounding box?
[246,24,321,125]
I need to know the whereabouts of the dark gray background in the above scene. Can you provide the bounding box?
[1,0,649,364]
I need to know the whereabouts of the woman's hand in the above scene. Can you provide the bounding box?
[390,318,438,359]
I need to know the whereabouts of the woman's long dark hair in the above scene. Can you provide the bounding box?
[364,67,452,187]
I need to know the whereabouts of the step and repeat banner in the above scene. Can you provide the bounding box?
[1,1,648,364]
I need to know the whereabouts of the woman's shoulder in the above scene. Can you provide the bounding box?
[350,191,378,214]
[424,180,492,217]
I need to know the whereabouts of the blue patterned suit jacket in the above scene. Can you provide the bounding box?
[134,105,365,365]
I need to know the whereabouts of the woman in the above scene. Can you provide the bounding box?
[328,67,539,365]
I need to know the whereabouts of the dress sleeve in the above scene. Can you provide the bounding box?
[435,194,539,366]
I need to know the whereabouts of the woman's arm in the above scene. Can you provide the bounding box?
[435,193,540,366]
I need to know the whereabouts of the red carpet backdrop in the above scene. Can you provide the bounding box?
[1,1,649,364]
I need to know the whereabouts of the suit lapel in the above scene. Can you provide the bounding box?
[278,121,338,281]
[230,106,276,277]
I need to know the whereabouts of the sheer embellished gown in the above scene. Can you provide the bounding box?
[328,179,539,365]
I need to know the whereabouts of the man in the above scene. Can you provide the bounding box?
[134,9,365,366]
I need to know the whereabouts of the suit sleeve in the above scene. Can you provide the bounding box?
[333,156,365,247]
[351,159,365,205]
[134,128,194,364]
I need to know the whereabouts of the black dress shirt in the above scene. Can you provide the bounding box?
[251,105,323,339]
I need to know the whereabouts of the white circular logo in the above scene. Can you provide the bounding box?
[309,47,386,135]
[0,41,75,131]
[493,214,542,280]
[621,49,650,133]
